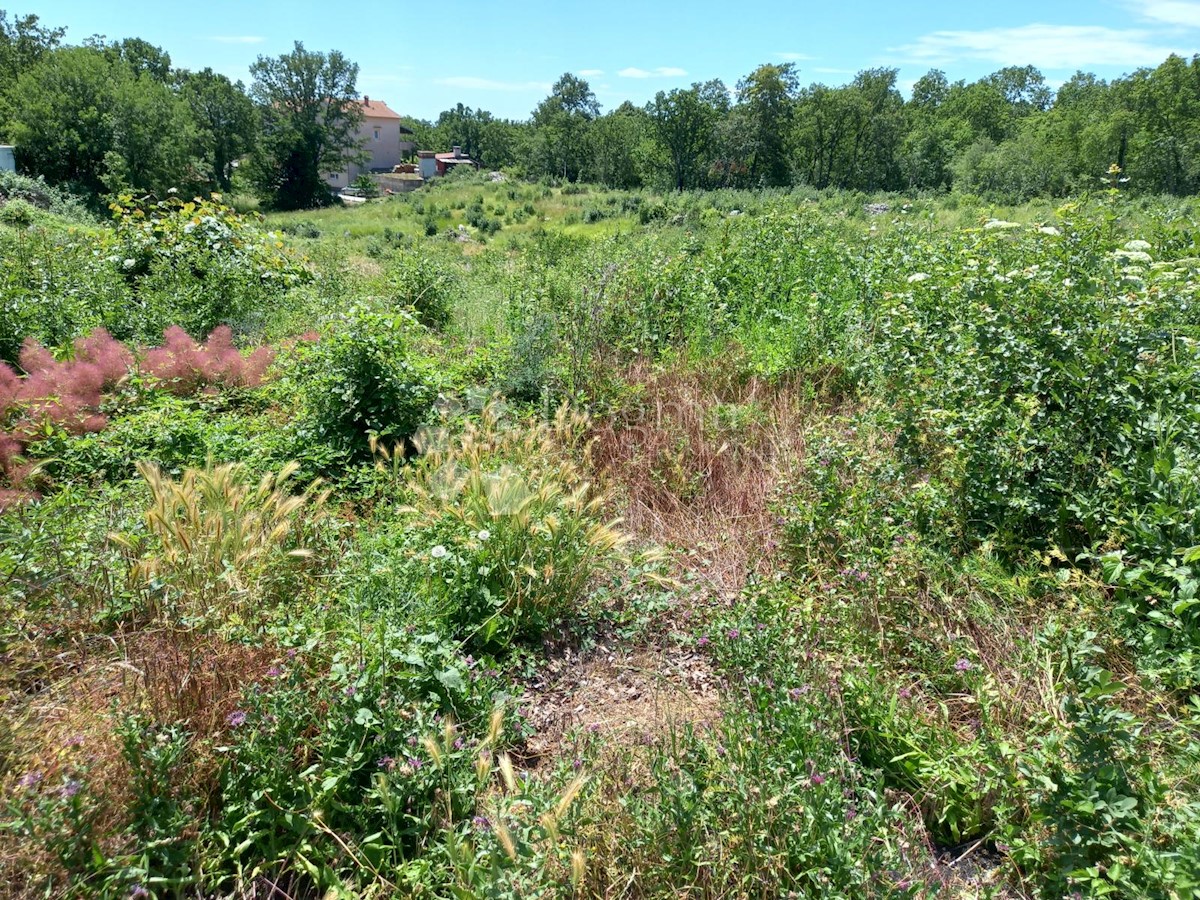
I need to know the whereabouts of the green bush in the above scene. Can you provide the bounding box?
[387,254,461,329]
[0,198,37,227]
[104,193,310,341]
[0,227,130,363]
[0,170,94,224]
[296,307,437,459]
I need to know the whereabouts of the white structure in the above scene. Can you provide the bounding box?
[0,146,14,173]
[325,97,412,189]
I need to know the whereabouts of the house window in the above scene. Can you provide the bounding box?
[373,127,380,141]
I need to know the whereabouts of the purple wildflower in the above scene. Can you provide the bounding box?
[227,710,247,728]
[473,815,491,831]
[63,734,85,748]
[727,628,740,640]
[405,757,422,772]
[454,737,464,750]
[60,779,82,799]
[573,758,583,770]
[954,658,973,672]
[344,685,357,698]
[378,756,396,771]
[810,773,826,786]
[17,771,43,789]
[898,688,912,699]
[697,636,710,648]
[286,648,297,659]
[130,887,150,899]
[266,666,282,678]
[588,722,601,733]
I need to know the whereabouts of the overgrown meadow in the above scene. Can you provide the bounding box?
[4,168,1200,899]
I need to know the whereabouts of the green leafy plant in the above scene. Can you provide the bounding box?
[295,307,437,459]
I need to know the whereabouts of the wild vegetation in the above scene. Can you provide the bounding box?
[5,9,1200,210]
[3,160,1200,899]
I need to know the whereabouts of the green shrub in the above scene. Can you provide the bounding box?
[0,198,36,227]
[0,227,130,363]
[104,193,309,341]
[350,173,380,199]
[0,170,94,223]
[388,254,461,329]
[296,307,437,459]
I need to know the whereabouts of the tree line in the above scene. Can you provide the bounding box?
[415,59,1200,201]
[3,8,1200,209]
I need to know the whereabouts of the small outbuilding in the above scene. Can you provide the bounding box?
[434,146,478,177]
[0,146,15,173]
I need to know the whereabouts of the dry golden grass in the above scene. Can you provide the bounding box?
[112,460,329,630]
[0,628,278,898]
[592,361,821,594]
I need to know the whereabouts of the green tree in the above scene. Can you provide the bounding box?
[107,37,172,82]
[248,42,365,209]
[587,101,651,188]
[532,73,600,181]
[0,8,63,90]
[7,43,193,198]
[102,61,195,194]
[901,70,956,189]
[735,63,799,186]
[182,68,257,192]
[649,83,722,190]
[1123,54,1200,194]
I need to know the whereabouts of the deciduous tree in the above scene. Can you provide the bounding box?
[248,42,365,209]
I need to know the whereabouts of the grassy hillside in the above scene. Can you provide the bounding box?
[3,178,1200,899]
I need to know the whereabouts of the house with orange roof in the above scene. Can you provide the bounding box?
[325,96,415,190]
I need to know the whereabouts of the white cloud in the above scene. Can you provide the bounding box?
[579,68,605,76]
[617,66,688,78]
[894,23,1191,69]
[435,76,553,92]
[1130,0,1200,27]
[208,35,265,44]
[776,52,814,61]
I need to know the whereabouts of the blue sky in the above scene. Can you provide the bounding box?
[22,0,1200,119]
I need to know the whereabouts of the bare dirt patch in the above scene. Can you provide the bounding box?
[519,644,721,765]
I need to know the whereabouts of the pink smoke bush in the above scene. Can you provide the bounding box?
[0,326,277,502]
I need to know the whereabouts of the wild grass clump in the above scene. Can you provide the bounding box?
[114,459,328,630]
[389,402,631,646]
